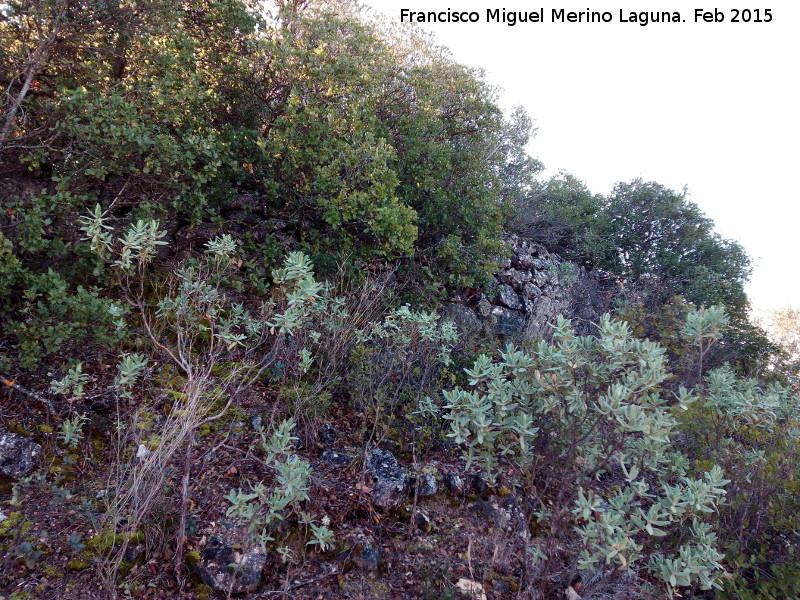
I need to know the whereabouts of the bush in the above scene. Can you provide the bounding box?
[443,315,729,594]
[676,365,800,599]
[225,418,334,558]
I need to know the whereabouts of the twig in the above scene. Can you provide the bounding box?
[256,569,339,597]
[408,439,420,536]
[174,437,194,582]
[2,376,56,414]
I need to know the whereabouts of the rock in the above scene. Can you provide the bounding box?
[494,581,512,594]
[318,423,337,448]
[414,510,432,531]
[123,542,147,565]
[416,471,438,498]
[135,444,150,461]
[520,296,535,314]
[377,439,398,453]
[443,472,466,495]
[193,535,267,594]
[565,586,582,600]
[342,532,382,571]
[173,222,220,252]
[224,209,267,226]
[523,282,542,298]
[477,297,493,318]
[444,304,482,333]
[469,471,489,496]
[321,449,351,467]
[371,477,409,511]
[506,268,533,285]
[511,249,533,270]
[491,306,527,336]
[352,537,382,571]
[366,449,403,480]
[231,192,265,212]
[249,414,262,431]
[0,430,42,480]
[0,510,7,524]
[366,449,408,512]
[455,578,487,600]
[476,494,526,533]
[495,284,524,311]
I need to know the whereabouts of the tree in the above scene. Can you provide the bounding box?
[602,179,751,316]
[511,171,611,267]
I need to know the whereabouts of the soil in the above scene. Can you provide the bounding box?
[0,366,654,600]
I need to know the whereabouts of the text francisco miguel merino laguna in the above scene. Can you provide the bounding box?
[399,8,761,26]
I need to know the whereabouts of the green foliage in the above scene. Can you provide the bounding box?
[1,266,124,370]
[516,175,773,374]
[512,172,612,268]
[601,181,750,313]
[114,354,148,400]
[348,304,459,442]
[225,418,333,555]
[50,362,89,400]
[59,414,88,449]
[676,364,800,598]
[444,315,729,593]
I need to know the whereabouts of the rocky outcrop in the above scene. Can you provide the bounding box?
[446,235,617,338]
[0,429,42,480]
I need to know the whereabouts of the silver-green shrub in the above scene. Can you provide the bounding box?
[444,314,729,593]
[225,418,333,558]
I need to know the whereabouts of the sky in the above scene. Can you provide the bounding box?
[363,1,799,310]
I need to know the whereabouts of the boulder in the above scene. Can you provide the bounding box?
[443,472,466,495]
[495,284,524,311]
[0,430,42,480]
[366,449,408,512]
[491,306,527,336]
[193,535,267,595]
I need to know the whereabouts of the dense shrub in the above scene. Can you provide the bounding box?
[442,314,730,594]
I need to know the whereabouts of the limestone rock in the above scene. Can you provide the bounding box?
[193,535,267,594]
[0,430,42,480]
[366,449,408,512]
[495,284,524,311]
[491,306,526,336]
[455,578,487,600]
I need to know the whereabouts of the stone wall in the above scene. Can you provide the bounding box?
[445,234,617,339]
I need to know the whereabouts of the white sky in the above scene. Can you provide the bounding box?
[363,1,799,309]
